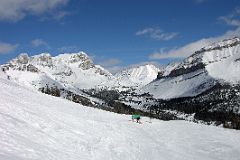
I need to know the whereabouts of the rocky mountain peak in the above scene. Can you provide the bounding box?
[115,64,161,88]
[31,53,53,67]
[16,53,29,64]
[54,52,95,70]
[203,37,240,51]
[163,37,240,78]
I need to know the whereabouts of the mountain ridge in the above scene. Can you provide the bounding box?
[138,37,240,99]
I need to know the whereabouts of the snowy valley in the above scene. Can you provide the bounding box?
[1,74,240,160]
[1,0,240,159]
[1,37,240,130]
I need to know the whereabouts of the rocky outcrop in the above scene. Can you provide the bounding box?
[39,85,94,107]
[27,64,39,72]
[167,63,205,78]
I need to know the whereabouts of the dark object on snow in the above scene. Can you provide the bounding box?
[132,114,141,123]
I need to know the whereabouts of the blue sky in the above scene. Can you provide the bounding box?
[0,0,240,72]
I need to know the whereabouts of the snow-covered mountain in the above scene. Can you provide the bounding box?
[0,67,7,79]
[1,37,240,128]
[1,52,163,94]
[138,37,240,99]
[1,52,114,91]
[115,64,160,88]
[1,77,240,160]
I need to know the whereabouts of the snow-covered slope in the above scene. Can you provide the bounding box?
[203,38,240,83]
[1,78,240,160]
[139,37,240,99]
[0,67,7,79]
[115,64,160,88]
[1,52,115,90]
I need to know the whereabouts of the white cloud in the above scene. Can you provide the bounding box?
[97,58,123,74]
[136,27,178,41]
[53,11,71,20]
[58,46,79,52]
[107,66,125,74]
[0,42,18,54]
[149,7,240,60]
[220,17,240,27]
[219,7,240,27]
[31,39,49,48]
[40,10,71,22]
[0,0,70,22]
[98,58,121,67]
[149,27,240,60]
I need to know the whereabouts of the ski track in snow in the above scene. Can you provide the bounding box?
[0,78,240,160]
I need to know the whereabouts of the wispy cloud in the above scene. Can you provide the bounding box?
[31,39,49,48]
[107,66,124,74]
[0,0,70,22]
[40,10,71,22]
[136,27,178,41]
[58,46,80,52]
[149,8,240,60]
[149,27,240,60]
[0,42,18,54]
[193,0,208,4]
[53,11,71,20]
[96,58,122,74]
[98,58,121,67]
[219,7,240,27]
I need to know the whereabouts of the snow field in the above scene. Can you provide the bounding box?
[1,78,240,160]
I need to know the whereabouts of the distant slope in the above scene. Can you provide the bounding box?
[115,64,160,88]
[1,78,240,160]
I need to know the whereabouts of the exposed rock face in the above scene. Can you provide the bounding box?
[167,63,205,78]
[39,85,94,107]
[17,53,29,64]
[79,60,94,70]
[157,71,164,79]
[74,54,95,70]
[27,64,39,73]
[31,53,53,67]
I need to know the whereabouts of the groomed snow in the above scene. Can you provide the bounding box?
[1,78,240,160]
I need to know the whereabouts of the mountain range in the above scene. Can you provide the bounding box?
[1,37,240,129]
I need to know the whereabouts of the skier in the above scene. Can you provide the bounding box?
[132,114,141,123]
